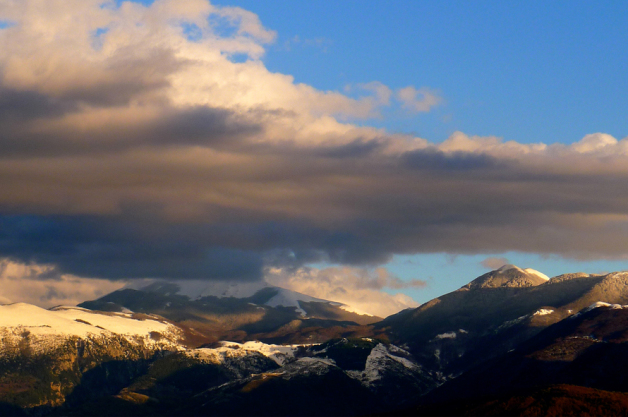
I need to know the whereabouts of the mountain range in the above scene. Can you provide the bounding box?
[3,265,628,416]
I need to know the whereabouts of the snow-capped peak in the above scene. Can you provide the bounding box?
[497,264,521,272]
[464,264,550,290]
[495,265,548,280]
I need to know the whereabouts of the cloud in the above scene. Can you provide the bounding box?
[358,81,393,106]
[0,0,628,284]
[396,86,442,113]
[571,133,619,154]
[264,266,421,317]
[481,257,510,270]
[0,258,124,308]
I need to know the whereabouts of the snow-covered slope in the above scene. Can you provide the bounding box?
[0,303,181,354]
[523,267,549,281]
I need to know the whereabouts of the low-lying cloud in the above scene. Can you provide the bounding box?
[0,259,124,307]
[265,266,422,317]
[1,0,628,287]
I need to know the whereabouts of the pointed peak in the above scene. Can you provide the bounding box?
[496,264,522,273]
[464,265,549,290]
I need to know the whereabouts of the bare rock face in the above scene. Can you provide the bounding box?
[462,264,549,290]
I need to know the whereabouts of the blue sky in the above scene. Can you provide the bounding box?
[2,0,628,312]
[211,0,628,144]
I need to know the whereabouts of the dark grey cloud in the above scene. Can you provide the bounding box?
[312,139,383,159]
[60,47,183,107]
[0,215,264,280]
[401,148,504,171]
[0,104,261,158]
[0,88,77,121]
[3,146,628,281]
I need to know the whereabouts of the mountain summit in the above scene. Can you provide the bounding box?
[462,264,549,290]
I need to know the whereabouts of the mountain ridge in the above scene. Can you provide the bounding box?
[4,264,628,416]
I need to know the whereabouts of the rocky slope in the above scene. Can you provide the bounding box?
[404,302,628,416]
[378,267,628,379]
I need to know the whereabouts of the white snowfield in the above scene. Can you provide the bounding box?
[0,303,181,353]
[187,341,302,366]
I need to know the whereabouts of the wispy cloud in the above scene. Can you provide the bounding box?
[396,86,442,113]
[481,257,510,270]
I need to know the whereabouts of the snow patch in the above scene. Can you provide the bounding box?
[348,343,421,387]
[187,340,301,366]
[524,268,549,281]
[533,309,554,316]
[434,332,457,340]
[584,301,628,312]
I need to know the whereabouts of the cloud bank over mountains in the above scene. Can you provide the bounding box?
[1,0,628,294]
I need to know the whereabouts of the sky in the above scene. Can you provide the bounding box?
[1,0,628,316]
